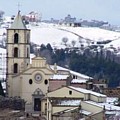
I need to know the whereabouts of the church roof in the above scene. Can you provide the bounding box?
[32,56,46,60]
[10,11,27,29]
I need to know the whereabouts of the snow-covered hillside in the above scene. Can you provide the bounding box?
[30,23,120,49]
[30,24,78,48]
[59,26,120,41]
[1,22,120,49]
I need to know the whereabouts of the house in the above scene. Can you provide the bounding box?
[25,11,41,22]
[47,86,106,120]
[50,65,94,90]
[59,14,81,27]
[92,79,108,93]
[49,74,72,92]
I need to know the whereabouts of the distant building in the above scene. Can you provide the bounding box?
[0,10,4,21]
[92,79,108,93]
[25,11,42,22]
[64,14,76,23]
[59,14,81,27]
[81,19,108,27]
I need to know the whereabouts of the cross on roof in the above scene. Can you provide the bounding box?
[17,2,21,12]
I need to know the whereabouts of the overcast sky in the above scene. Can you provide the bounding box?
[1,0,120,25]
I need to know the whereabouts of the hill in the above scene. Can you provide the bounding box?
[1,22,120,49]
[30,23,120,49]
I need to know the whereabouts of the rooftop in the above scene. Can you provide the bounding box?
[10,11,27,29]
[69,86,106,97]
[71,79,88,83]
[50,74,69,80]
[50,65,92,80]
[85,100,120,111]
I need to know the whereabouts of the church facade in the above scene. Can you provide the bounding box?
[6,12,55,114]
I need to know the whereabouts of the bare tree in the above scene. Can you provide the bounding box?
[71,40,76,47]
[86,39,91,46]
[62,37,69,46]
[0,10,4,20]
[78,36,83,46]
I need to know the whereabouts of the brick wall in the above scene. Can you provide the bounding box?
[103,88,120,97]
[49,80,66,92]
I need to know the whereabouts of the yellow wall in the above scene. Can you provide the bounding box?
[20,69,52,103]
[81,101,103,113]
[48,87,86,99]
[41,99,47,115]
[52,106,75,114]
[90,94,106,102]
[90,94,99,102]
[90,111,104,120]
[47,99,52,120]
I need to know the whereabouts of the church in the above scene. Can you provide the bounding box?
[6,12,109,120]
[6,11,57,113]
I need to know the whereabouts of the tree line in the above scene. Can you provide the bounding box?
[33,43,120,87]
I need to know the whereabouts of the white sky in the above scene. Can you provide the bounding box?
[0,0,120,25]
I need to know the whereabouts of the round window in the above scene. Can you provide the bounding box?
[34,73,42,82]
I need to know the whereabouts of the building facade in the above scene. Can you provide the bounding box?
[6,12,54,115]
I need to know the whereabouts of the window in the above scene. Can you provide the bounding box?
[109,90,113,93]
[100,85,104,89]
[27,48,29,58]
[44,79,48,85]
[27,33,30,43]
[14,63,18,73]
[73,75,75,79]
[69,90,72,95]
[14,33,19,43]
[14,47,18,57]
[45,103,47,115]
[29,79,33,84]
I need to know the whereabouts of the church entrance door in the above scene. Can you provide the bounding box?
[34,98,41,111]
[32,88,44,112]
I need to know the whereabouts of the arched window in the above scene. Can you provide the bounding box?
[14,33,19,43]
[14,63,18,73]
[27,47,29,58]
[27,33,30,43]
[14,47,18,57]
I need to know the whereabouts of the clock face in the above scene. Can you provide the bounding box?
[34,73,42,81]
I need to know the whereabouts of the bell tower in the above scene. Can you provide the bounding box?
[6,11,30,96]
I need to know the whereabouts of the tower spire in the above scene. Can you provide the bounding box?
[10,11,27,29]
